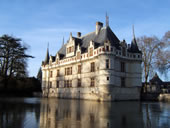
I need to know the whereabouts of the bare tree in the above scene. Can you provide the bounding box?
[137,31,170,92]
[0,34,33,79]
[156,31,170,73]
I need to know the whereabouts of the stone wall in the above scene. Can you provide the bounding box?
[42,42,142,101]
[45,86,141,101]
[158,94,170,102]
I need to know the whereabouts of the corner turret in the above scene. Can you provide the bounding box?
[129,25,140,53]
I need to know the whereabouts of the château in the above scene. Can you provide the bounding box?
[41,18,142,101]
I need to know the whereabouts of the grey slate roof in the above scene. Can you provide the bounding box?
[44,47,49,64]
[57,26,120,58]
[128,37,141,53]
[81,26,120,50]
[58,44,66,56]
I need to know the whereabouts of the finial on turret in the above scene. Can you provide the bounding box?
[106,12,109,27]
[44,42,49,65]
[47,42,49,49]
[132,24,135,39]
[62,37,64,46]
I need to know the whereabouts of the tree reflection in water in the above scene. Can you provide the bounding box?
[0,98,170,128]
[0,98,40,128]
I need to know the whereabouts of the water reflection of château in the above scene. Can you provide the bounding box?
[39,99,145,128]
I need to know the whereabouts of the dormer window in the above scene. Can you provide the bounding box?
[77,52,81,59]
[106,46,109,51]
[69,47,72,52]
[66,35,75,57]
[89,47,93,56]
[67,46,74,54]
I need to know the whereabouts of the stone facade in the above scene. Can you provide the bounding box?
[39,99,145,128]
[41,20,142,101]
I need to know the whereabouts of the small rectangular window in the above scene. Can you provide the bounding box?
[65,67,72,75]
[107,77,109,81]
[91,62,95,72]
[78,65,81,74]
[69,47,71,53]
[106,59,110,69]
[106,46,109,51]
[64,80,66,87]
[66,80,69,88]
[121,62,125,72]
[91,78,95,87]
[56,81,59,88]
[78,79,81,87]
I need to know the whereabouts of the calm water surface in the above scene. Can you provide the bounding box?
[0,98,170,128]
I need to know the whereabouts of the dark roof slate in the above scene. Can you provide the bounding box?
[128,38,141,53]
[44,48,49,64]
[57,26,120,57]
[150,73,163,85]
[81,26,120,49]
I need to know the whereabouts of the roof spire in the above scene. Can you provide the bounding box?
[106,12,109,27]
[62,37,64,46]
[44,42,49,64]
[132,24,135,39]
[130,25,140,53]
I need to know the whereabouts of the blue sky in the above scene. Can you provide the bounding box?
[0,0,169,80]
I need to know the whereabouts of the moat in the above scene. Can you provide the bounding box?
[0,98,170,128]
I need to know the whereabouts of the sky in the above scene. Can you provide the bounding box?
[0,0,169,80]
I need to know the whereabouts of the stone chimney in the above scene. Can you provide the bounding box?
[96,22,103,35]
[77,32,81,37]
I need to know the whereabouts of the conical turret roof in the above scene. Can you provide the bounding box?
[129,25,141,53]
[44,46,49,65]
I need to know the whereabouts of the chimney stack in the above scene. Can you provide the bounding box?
[96,22,103,35]
[77,32,81,37]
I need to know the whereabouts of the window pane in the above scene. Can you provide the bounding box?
[91,62,95,72]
